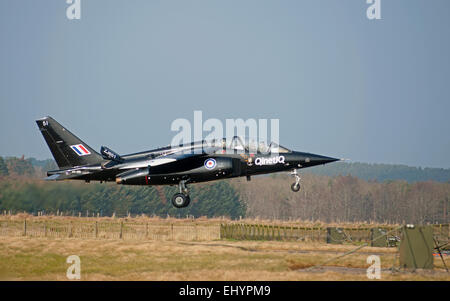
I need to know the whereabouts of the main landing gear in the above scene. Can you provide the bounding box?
[171,180,191,208]
[290,169,301,192]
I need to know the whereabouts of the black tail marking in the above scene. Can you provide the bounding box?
[36,116,103,169]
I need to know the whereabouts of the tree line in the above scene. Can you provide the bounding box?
[0,156,448,223]
[0,155,245,218]
[234,173,449,224]
[0,177,245,219]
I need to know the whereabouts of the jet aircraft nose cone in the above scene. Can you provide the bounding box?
[291,152,340,166]
[311,155,340,165]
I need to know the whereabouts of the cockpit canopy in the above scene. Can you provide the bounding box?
[169,136,291,155]
[207,136,291,154]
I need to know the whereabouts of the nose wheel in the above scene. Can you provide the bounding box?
[171,193,190,208]
[171,180,191,208]
[290,169,301,192]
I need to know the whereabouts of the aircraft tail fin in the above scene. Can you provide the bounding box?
[36,116,103,169]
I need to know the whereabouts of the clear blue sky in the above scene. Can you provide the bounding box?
[1,0,449,168]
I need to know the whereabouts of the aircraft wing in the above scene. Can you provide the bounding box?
[116,146,219,170]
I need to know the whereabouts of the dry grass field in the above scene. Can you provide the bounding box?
[0,235,449,281]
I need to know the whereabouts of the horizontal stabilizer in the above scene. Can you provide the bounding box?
[44,174,61,181]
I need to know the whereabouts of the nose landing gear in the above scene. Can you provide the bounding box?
[290,169,301,192]
[171,180,191,208]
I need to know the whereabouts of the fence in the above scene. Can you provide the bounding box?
[1,218,448,246]
[433,223,450,244]
[220,223,449,246]
[220,223,327,242]
[0,219,220,241]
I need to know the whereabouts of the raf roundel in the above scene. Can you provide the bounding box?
[204,158,217,170]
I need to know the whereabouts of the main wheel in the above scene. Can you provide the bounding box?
[171,193,190,208]
[291,182,300,192]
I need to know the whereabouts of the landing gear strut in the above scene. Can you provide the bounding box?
[290,169,301,192]
[171,180,191,208]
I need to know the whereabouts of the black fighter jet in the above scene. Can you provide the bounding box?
[36,117,339,208]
